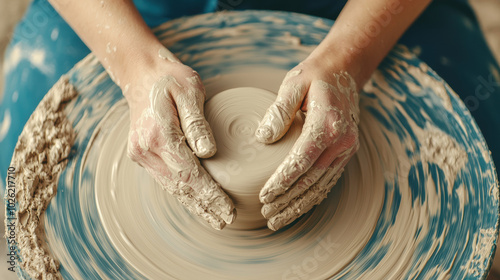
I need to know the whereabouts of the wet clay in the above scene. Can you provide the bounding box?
[201,87,303,229]
[6,76,76,280]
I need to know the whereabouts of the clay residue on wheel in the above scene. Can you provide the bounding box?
[5,76,77,280]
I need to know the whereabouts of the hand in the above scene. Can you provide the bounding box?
[255,57,360,231]
[124,53,236,230]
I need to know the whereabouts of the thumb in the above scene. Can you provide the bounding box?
[255,70,308,144]
[173,75,217,158]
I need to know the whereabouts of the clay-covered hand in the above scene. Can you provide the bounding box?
[124,54,236,230]
[256,57,360,231]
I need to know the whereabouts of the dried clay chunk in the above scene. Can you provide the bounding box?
[6,76,77,280]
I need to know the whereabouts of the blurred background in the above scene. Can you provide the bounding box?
[0,0,499,279]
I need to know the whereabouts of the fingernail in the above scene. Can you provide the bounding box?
[260,189,276,204]
[196,137,216,158]
[262,193,276,204]
[267,220,279,231]
[255,125,273,143]
[212,221,225,230]
[261,205,277,219]
[220,209,237,224]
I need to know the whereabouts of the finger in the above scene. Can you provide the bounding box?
[259,110,333,204]
[255,69,308,144]
[152,129,236,224]
[176,180,237,229]
[149,76,181,127]
[261,128,358,218]
[261,145,345,219]
[266,154,350,231]
[259,137,324,204]
[134,150,226,229]
[176,189,228,230]
[261,166,328,219]
[172,74,216,158]
[262,166,326,219]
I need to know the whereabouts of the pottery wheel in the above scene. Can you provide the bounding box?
[26,11,499,280]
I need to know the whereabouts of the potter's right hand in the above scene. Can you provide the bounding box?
[123,52,236,230]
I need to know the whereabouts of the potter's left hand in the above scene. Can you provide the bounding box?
[256,57,360,231]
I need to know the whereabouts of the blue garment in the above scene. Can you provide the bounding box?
[1,0,499,186]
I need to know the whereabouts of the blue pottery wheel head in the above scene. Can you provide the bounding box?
[17,10,499,280]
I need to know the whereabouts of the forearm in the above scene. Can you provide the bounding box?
[309,0,432,88]
[48,0,166,88]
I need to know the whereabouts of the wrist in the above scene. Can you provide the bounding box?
[119,43,180,97]
[307,17,394,90]
[117,39,167,84]
[306,42,365,89]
